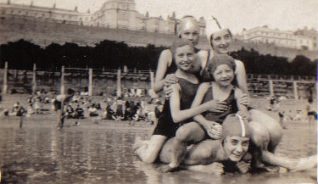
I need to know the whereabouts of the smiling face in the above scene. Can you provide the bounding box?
[212,64,234,87]
[210,29,232,54]
[174,45,195,72]
[223,136,250,162]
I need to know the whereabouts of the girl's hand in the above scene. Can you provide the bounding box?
[203,121,223,139]
[207,162,224,175]
[164,74,178,86]
[236,161,251,174]
[237,93,249,106]
[163,74,178,97]
[163,85,173,98]
[206,100,228,113]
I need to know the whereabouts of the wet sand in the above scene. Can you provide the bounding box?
[0,116,316,184]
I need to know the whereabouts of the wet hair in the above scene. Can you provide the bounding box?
[207,54,235,72]
[170,38,195,56]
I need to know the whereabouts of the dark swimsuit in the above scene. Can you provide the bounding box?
[152,48,202,138]
[153,78,199,138]
[201,84,238,124]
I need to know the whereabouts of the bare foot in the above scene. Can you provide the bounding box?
[133,136,147,152]
[291,155,317,172]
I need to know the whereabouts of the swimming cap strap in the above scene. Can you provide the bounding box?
[211,16,222,29]
[235,114,246,137]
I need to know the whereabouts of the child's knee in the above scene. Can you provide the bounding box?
[175,125,196,142]
[175,126,190,141]
[176,122,204,142]
[141,146,161,163]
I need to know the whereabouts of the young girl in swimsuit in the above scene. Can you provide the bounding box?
[153,16,205,94]
[134,39,227,163]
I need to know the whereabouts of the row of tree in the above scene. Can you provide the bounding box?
[0,39,316,76]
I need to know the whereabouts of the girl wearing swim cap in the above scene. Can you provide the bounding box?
[153,16,212,95]
[160,114,317,174]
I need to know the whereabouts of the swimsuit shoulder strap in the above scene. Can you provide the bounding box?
[210,82,214,100]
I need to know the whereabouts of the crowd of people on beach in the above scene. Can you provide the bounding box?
[0,88,163,126]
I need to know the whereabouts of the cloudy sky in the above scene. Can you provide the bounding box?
[1,0,317,33]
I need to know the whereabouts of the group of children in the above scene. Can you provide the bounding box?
[133,16,316,174]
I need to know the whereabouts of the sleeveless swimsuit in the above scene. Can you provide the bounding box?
[153,78,199,138]
[201,84,238,124]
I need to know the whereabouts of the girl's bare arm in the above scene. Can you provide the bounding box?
[153,49,173,93]
[235,59,248,94]
[169,84,216,123]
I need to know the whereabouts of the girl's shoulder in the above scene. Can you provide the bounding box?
[197,82,211,93]
[199,82,211,88]
[197,49,209,66]
[160,49,173,66]
[234,59,244,65]
[160,49,173,59]
[232,59,245,70]
[197,49,209,56]
[161,48,173,55]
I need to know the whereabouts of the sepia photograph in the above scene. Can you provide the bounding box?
[0,0,317,183]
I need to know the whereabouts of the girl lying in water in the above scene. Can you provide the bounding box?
[159,114,317,174]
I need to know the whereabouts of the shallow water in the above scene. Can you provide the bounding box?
[0,117,316,184]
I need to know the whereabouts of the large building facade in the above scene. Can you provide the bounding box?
[240,26,317,51]
[0,0,206,35]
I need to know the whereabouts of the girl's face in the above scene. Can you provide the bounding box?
[174,45,195,72]
[210,29,232,54]
[179,22,200,46]
[212,64,234,87]
[223,136,250,162]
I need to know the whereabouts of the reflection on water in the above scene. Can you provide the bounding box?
[0,119,316,184]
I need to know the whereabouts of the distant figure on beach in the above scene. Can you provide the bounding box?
[278,111,287,129]
[306,97,317,124]
[53,88,75,129]
[267,96,280,112]
[10,102,26,117]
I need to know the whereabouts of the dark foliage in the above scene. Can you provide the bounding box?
[0,39,316,76]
